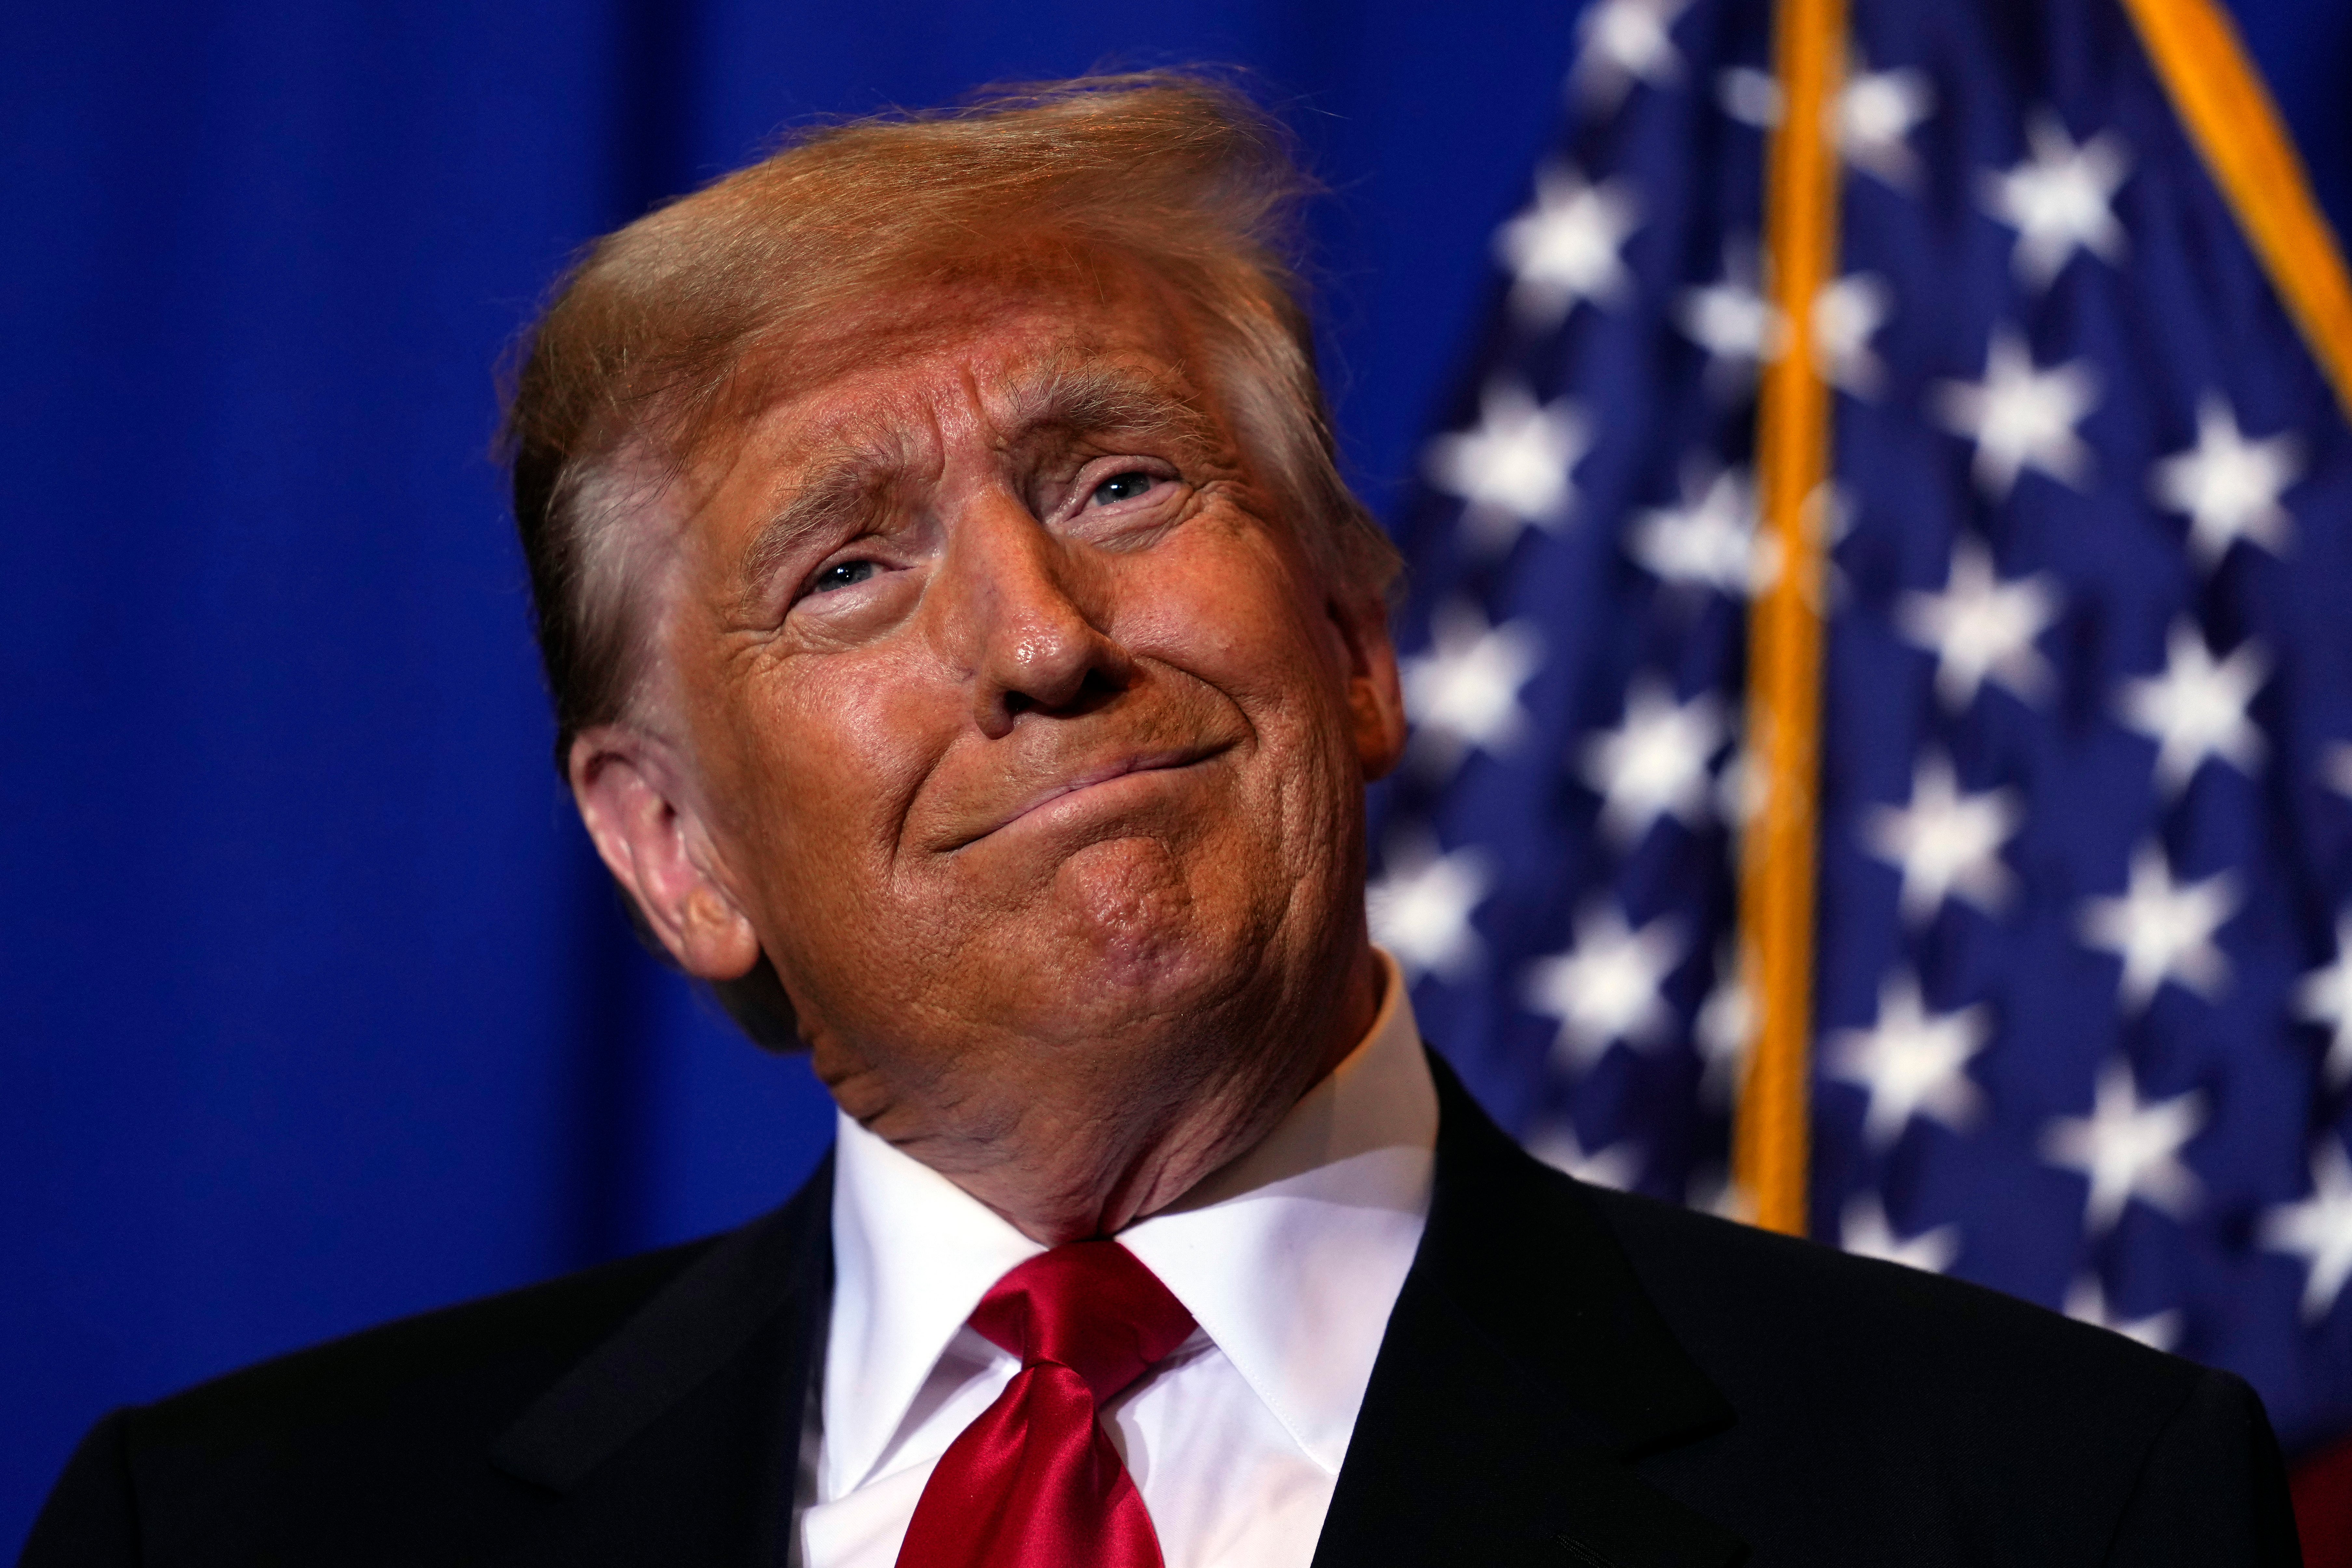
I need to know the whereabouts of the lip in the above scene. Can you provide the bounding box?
[943,746,1221,851]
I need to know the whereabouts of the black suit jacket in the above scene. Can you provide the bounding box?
[22,1055,2301,1567]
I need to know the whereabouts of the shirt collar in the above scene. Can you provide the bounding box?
[821,949,1436,1491]
[1117,948,1436,1473]
[822,1094,1042,1499]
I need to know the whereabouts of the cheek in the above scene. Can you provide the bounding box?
[1118,527,1343,725]
[1112,533,1363,865]
[721,648,949,917]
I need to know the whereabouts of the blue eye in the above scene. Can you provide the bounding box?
[812,559,877,594]
[1090,471,1157,506]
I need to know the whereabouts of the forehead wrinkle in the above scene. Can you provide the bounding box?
[993,350,1227,455]
[729,334,1221,606]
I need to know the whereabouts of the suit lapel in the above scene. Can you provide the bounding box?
[466,1051,1741,1567]
[1313,1057,1745,1568]
[484,1153,835,1568]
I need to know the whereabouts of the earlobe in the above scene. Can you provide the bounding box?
[1350,670,1409,782]
[568,727,763,981]
[1327,590,1410,782]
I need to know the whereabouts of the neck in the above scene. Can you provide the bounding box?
[873,942,1387,1244]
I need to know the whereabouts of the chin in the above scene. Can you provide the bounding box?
[1029,836,1262,1016]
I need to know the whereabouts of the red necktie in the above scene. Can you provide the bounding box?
[895,1240,1197,1568]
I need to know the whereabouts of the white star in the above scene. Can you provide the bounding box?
[1824,972,1991,1149]
[1579,678,1729,845]
[2077,842,2239,1013]
[1694,972,1754,1110]
[1813,273,1892,398]
[1674,241,1788,394]
[2297,915,2352,1089]
[1979,111,2131,290]
[1423,381,1591,553]
[1716,55,1934,192]
[1862,753,2021,924]
[2324,742,2352,800]
[2064,1276,2181,1351]
[1674,253,1887,401]
[1716,65,1783,127]
[2040,1058,2207,1233]
[2261,1137,2352,1321]
[1714,734,1767,841]
[1895,537,2062,711]
[1838,60,1935,189]
[2150,394,2302,570]
[1931,329,2099,498]
[1524,905,1684,1071]
[1798,490,1857,612]
[1569,0,1692,114]
[1526,1122,1643,1189]
[1366,834,1491,985]
[1494,167,1641,328]
[1694,944,1754,1107]
[1626,465,1777,597]
[1840,1194,1959,1273]
[2116,620,2267,798]
[1400,599,1544,778]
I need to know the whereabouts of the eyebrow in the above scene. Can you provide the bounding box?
[737,444,901,597]
[999,355,1227,455]
[733,353,1229,599]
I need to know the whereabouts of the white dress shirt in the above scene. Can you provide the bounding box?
[798,950,1437,1568]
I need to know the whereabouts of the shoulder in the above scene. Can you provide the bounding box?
[19,1240,714,1566]
[130,1237,717,1458]
[1574,1182,2295,1561]
[1581,1180,2196,1414]
[24,1159,839,1566]
[1425,1053,2200,1433]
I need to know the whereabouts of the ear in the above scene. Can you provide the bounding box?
[1327,586,1409,782]
[568,724,763,981]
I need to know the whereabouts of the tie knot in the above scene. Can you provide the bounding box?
[969,1240,1196,1405]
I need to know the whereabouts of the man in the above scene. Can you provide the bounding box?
[24,73,2300,1568]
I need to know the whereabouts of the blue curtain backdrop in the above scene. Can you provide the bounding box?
[3,0,2346,1547]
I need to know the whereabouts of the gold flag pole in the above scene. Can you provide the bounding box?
[2119,0,2352,423]
[1733,0,1847,1237]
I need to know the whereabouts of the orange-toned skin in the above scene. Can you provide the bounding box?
[568,275,1407,1244]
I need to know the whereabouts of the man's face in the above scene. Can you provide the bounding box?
[651,271,1403,1181]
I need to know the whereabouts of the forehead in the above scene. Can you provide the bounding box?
[667,270,1234,585]
[741,269,1215,462]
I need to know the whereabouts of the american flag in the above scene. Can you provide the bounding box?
[1371,0,2352,1458]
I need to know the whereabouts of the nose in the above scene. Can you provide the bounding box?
[932,489,1134,739]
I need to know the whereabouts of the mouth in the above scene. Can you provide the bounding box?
[943,745,1224,851]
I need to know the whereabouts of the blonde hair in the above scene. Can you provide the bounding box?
[503,71,1400,762]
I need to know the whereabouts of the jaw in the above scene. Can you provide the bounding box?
[761,696,1377,1239]
[818,1014,1337,1243]
[793,826,1378,1242]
